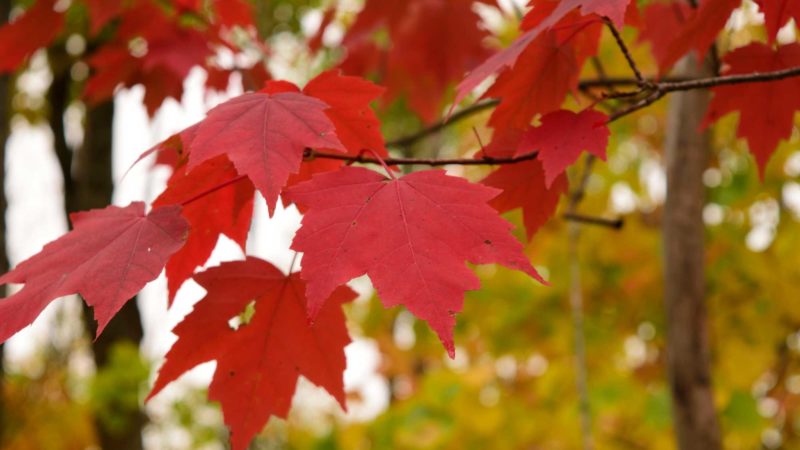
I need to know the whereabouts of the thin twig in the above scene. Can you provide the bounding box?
[564,213,624,229]
[604,18,645,84]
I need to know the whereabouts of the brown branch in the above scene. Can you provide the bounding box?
[305,148,540,166]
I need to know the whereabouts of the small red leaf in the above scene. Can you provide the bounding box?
[453,0,628,110]
[286,166,544,357]
[518,109,609,186]
[703,43,800,176]
[0,203,188,343]
[482,160,568,240]
[148,257,354,450]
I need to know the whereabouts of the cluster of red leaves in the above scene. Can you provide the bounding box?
[1,0,799,448]
[0,0,264,115]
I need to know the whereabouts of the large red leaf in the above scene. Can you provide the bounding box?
[756,0,800,44]
[482,160,568,241]
[153,156,255,303]
[0,203,188,343]
[453,0,629,109]
[148,257,354,450]
[0,0,64,73]
[187,92,346,214]
[286,166,544,357]
[518,109,609,186]
[703,43,800,176]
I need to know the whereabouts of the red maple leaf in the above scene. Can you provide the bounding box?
[187,92,346,214]
[0,0,64,73]
[341,0,497,122]
[756,0,800,44]
[482,160,568,240]
[703,43,800,176]
[153,156,255,303]
[518,109,609,186]
[482,18,600,130]
[286,166,544,357]
[637,2,693,71]
[452,0,629,110]
[0,203,188,343]
[83,2,213,115]
[654,0,740,73]
[478,125,569,240]
[148,257,354,450]
[84,0,124,35]
[212,0,255,28]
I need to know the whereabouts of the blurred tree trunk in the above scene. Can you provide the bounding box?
[663,56,722,450]
[0,0,11,439]
[47,48,145,450]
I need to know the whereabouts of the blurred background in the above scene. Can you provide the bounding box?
[1,0,800,449]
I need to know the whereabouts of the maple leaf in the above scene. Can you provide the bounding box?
[0,0,64,73]
[286,166,544,357]
[187,92,346,214]
[518,109,609,186]
[148,257,354,450]
[703,43,800,176]
[482,24,597,130]
[84,0,124,35]
[83,2,213,115]
[638,2,693,71]
[654,0,740,73]
[212,0,255,28]
[452,0,629,109]
[153,156,255,303]
[756,0,800,44]
[0,203,188,344]
[341,0,497,122]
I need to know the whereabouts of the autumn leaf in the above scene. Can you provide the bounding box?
[187,91,346,214]
[0,0,64,73]
[518,108,609,186]
[153,156,255,303]
[483,160,568,241]
[703,43,800,176]
[148,257,354,450]
[341,0,497,121]
[452,0,628,110]
[0,203,188,343]
[637,2,693,71]
[653,0,740,73]
[286,166,544,357]
[756,0,800,44]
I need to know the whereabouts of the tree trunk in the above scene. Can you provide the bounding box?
[663,56,722,450]
[47,50,145,449]
[77,100,146,450]
[0,0,11,440]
